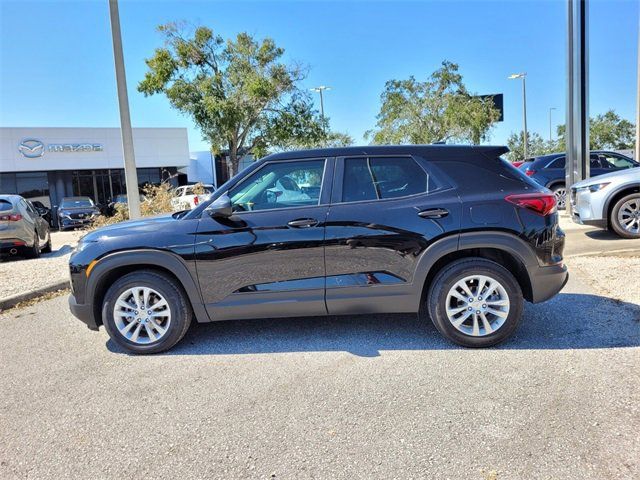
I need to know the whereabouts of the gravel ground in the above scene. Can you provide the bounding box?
[0,259,638,479]
[569,255,640,306]
[0,230,83,301]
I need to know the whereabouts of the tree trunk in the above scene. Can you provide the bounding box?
[228,143,240,177]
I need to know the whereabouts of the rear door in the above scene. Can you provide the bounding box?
[324,155,460,315]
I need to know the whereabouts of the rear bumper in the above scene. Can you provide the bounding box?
[68,293,99,331]
[529,263,569,303]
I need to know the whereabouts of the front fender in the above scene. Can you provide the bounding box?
[86,249,210,324]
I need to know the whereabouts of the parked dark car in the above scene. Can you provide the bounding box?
[68,145,568,354]
[57,196,101,231]
[519,151,639,209]
[0,194,51,258]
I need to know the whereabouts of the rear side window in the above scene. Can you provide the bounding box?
[547,157,565,169]
[0,200,13,212]
[342,157,432,203]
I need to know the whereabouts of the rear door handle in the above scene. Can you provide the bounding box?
[287,218,319,228]
[418,208,449,219]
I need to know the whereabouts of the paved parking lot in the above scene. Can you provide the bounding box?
[1,254,638,479]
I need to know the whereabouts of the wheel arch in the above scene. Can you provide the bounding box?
[86,249,210,327]
[604,184,640,226]
[415,231,536,309]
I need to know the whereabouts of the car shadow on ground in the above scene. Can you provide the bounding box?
[584,229,638,242]
[106,292,640,357]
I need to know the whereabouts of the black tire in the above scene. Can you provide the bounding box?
[426,258,524,348]
[25,231,40,259]
[102,270,193,354]
[610,192,640,239]
[551,184,567,210]
[41,232,52,253]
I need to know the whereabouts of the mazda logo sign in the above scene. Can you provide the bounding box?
[18,138,45,158]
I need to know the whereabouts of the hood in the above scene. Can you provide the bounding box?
[572,167,640,188]
[81,213,177,242]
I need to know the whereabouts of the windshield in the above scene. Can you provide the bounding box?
[61,198,94,208]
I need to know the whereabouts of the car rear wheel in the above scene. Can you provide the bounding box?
[41,232,52,253]
[102,270,192,354]
[25,231,40,259]
[610,193,640,239]
[551,185,567,210]
[426,258,524,347]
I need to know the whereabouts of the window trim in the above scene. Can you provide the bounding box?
[332,154,440,205]
[224,157,331,216]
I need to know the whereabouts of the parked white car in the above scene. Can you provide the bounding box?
[171,184,215,211]
[570,167,640,238]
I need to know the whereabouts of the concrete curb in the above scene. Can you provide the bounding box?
[0,280,69,311]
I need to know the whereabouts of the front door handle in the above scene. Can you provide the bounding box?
[418,208,449,219]
[287,218,319,228]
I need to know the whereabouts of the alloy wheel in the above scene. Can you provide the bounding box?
[554,188,566,209]
[113,287,172,344]
[617,198,640,234]
[445,275,510,337]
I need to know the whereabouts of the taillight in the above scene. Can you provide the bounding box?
[0,214,22,221]
[505,193,557,216]
[525,169,536,177]
[193,196,199,206]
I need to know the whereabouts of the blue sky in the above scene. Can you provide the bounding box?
[1,0,638,152]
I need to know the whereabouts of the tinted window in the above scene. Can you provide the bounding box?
[0,200,13,212]
[547,157,565,169]
[342,157,430,202]
[589,154,603,169]
[229,159,325,212]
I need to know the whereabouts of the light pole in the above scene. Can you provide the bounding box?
[549,107,557,142]
[310,86,331,126]
[108,0,140,219]
[508,73,528,159]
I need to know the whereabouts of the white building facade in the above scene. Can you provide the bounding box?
[0,127,190,207]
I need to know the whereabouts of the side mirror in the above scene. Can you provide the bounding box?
[205,194,232,218]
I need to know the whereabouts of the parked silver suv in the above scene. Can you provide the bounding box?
[0,195,52,258]
[570,167,640,238]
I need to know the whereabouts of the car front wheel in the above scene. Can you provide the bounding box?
[102,270,192,354]
[610,193,640,238]
[426,258,524,348]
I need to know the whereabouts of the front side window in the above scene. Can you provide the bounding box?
[599,153,636,169]
[229,159,325,212]
[342,157,431,203]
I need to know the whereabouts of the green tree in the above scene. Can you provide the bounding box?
[506,131,557,161]
[556,110,635,150]
[365,61,501,145]
[138,23,328,175]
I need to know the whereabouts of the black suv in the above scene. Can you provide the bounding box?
[69,145,568,354]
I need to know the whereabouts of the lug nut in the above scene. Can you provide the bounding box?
[482,304,487,308]
[476,310,481,314]
[468,307,473,311]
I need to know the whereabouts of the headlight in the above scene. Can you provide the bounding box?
[60,213,71,219]
[577,182,610,193]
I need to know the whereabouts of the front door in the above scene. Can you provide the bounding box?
[195,157,332,321]
[324,155,461,315]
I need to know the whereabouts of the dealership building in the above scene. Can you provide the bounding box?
[0,127,191,208]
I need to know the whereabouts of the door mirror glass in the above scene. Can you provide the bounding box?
[205,194,232,218]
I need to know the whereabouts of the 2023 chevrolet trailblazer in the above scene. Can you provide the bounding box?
[68,145,568,354]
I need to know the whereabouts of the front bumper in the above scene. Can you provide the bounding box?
[60,217,94,229]
[529,263,569,303]
[570,188,607,228]
[68,293,99,331]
